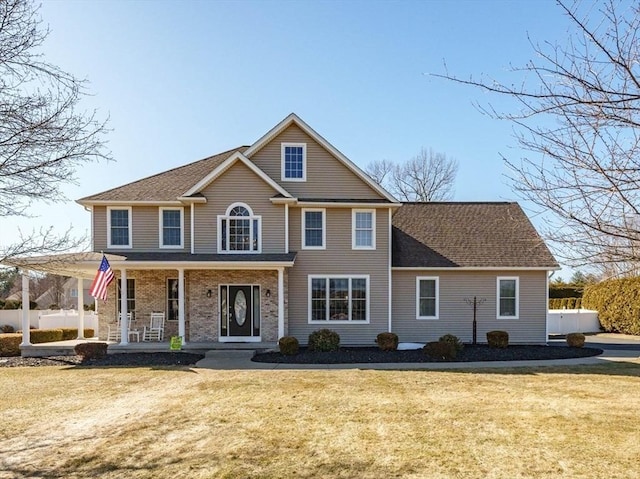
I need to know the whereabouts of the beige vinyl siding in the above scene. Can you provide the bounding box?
[93,206,107,251]
[391,270,549,344]
[94,205,191,253]
[287,207,391,345]
[250,123,384,200]
[193,161,285,254]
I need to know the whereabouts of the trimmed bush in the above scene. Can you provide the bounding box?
[28,329,63,344]
[308,329,340,352]
[278,336,300,355]
[0,333,21,356]
[549,298,582,309]
[60,328,96,340]
[423,341,457,360]
[2,300,20,310]
[376,332,399,351]
[566,332,586,348]
[583,278,640,335]
[486,330,509,348]
[74,342,108,359]
[549,286,583,298]
[438,333,464,352]
[0,324,15,333]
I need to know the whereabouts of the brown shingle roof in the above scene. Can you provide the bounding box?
[78,147,249,202]
[392,202,558,268]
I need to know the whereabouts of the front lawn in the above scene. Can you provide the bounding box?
[1,363,639,478]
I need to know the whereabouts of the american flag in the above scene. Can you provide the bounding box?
[89,255,115,302]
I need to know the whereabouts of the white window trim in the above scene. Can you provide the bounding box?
[281,142,307,182]
[352,209,376,250]
[107,206,132,249]
[217,202,262,254]
[167,278,179,321]
[416,276,439,320]
[302,208,326,250]
[497,276,519,319]
[158,207,184,249]
[308,274,370,324]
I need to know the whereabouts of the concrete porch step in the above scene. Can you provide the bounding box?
[204,349,256,360]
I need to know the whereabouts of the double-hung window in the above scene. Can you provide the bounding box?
[107,207,132,248]
[218,203,261,253]
[159,208,183,248]
[497,277,519,319]
[281,143,306,181]
[416,277,439,319]
[352,209,376,249]
[309,275,369,323]
[302,208,325,249]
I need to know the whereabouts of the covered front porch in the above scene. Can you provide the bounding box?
[4,252,295,356]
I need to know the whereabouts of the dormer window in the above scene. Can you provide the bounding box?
[218,203,261,253]
[281,143,306,181]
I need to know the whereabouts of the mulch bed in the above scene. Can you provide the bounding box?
[252,345,603,364]
[0,352,204,368]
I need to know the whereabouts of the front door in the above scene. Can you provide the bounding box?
[220,285,260,339]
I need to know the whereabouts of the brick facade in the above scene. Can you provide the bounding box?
[98,268,286,342]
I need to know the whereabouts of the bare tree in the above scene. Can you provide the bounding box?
[366,148,458,201]
[434,0,640,275]
[0,0,110,263]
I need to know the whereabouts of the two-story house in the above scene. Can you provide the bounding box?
[12,113,558,347]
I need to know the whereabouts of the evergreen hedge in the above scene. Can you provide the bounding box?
[582,279,640,335]
[549,286,583,298]
[548,298,582,309]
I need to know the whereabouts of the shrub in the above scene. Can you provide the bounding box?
[486,330,509,348]
[583,278,640,335]
[549,285,583,298]
[308,329,340,352]
[278,336,300,355]
[375,332,399,351]
[423,341,457,360]
[3,300,20,310]
[74,342,108,360]
[60,328,96,340]
[0,333,21,356]
[438,333,464,352]
[28,329,63,344]
[0,324,15,333]
[566,332,586,348]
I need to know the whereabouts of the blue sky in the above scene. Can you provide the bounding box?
[4,0,577,277]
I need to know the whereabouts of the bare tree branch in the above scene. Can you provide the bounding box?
[366,148,458,201]
[434,0,640,276]
[0,0,111,264]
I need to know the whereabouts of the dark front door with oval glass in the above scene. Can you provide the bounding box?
[220,285,261,338]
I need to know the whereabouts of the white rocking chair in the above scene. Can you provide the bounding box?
[107,312,134,341]
[142,312,165,341]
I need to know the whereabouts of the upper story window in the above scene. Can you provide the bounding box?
[159,207,184,248]
[281,143,306,181]
[352,209,376,249]
[416,277,439,320]
[218,203,261,253]
[497,277,519,319]
[302,208,325,249]
[107,207,132,248]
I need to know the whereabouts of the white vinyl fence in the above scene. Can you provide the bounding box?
[0,309,97,332]
[547,309,600,335]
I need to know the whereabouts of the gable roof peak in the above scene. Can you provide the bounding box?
[244,113,398,203]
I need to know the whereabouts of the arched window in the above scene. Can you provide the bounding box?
[218,203,261,253]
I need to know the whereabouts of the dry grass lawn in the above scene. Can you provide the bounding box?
[1,363,640,479]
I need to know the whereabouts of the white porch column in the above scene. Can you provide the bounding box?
[20,272,31,347]
[120,269,129,345]
[284,203,289,254]
[178,268,186,344]
[76,277,85,339]
[277,267,284,339]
